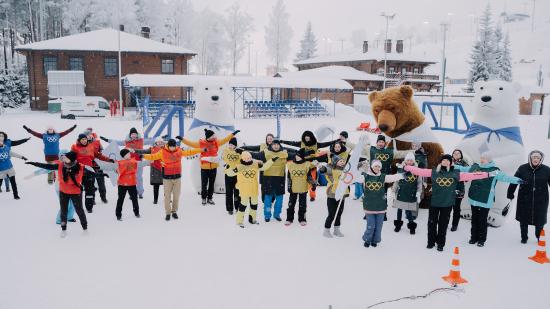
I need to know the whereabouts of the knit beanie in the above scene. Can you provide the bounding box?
[120,149,131,158]
[371,159,382,168]
[229,137,237,147]
[204,129,215,139]
[440,154,453,164]
[77,133,87,141]
[129,127,138,135]
[295,148,307,160]
[339,131,349,139]
[64,151,77,163]
[377,135,386,143]
[167,139,177,147]
[404,152,416,162]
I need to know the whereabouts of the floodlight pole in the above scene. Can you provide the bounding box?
[381,12,395,89]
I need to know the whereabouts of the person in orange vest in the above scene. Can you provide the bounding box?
[85,128,109,204]
[98,149,150,220]
[134,136,165,204]
[178,129,239,205]
[71,133,114,213]
[142,139,202,221]
[26,151,89,238]
[101,127,155,199]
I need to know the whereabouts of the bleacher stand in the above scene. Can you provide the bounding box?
[243,99,330,119]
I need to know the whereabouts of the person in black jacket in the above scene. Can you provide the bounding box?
[507,150,550,244]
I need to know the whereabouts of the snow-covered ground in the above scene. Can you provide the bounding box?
[1,104,549,309]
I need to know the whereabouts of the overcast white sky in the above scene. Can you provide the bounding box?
[191,0,550,75]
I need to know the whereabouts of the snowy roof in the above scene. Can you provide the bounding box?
[276,66,385,82]
[294,50,437,66]
[122,74,353,90]
[15,28,196,55]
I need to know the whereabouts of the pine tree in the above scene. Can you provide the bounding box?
[0,71,28,108]
[264,0,293,72]
[295,21,317,62]
[225,2,254,75]
[468,3,497,87]
[498,32,513,81]
[493,23,504,78]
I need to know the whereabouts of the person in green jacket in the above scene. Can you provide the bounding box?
[393,152,423,235]
[359,160,403,247]
[454,151,523,247]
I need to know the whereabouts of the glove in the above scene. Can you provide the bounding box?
[23,125,29,131]
[232,168,238,173]
[24,161,33,165]
[488,171,499,177]
[232,130,241,136]
[395,162,404,169]
[416,192,421,204]
[72,124,77,129]
[175,136,183,140]
[235,148,243,154]
[138,154,143,160]
[272,156,279,161]
[100,136,109,142]
[109,159,115,163]
[21,156,28,161]
[507,192,515,200]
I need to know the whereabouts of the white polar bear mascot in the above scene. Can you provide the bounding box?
[183,79,235,195]
[456,80,525,227]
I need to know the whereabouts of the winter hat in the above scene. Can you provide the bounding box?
[371,159,382,168]
[404,152,416,162]
[295,148,307,160]
[64,151,77,163]
[129,127,138,135]
[120,149,131,158]
[241,151,252,162]
[167,139,177,147]
[480,151,493,162]
[77,133,88,141]
[440,154,453,164]
[377,135,386,143]
[339,131,349,139]
[204,128,215,139]
[229,137,237,146]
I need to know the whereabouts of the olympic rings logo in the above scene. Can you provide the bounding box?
[376,153,390,161]
[227,154,240,161]
[406,174,417,182]
[435,177,454,187]
[46,136,58,142]
[0,152,8,160]
[291,170,306,177]
[242,170,256,178]
[365,181,383,191]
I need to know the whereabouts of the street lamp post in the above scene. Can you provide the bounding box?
[381,12,395,89]
[439,22,449,126]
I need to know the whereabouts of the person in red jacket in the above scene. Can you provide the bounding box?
[133,136,165,204]
[26,151,88,238]
[85,129,108,203]
[71,133,114,213]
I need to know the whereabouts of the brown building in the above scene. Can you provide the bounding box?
[294,39,440,92]
[15,28,196,110]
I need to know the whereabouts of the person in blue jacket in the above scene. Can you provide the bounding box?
[454,151,524,247]
[0,131,30,194]
[0,136,28,199]
[23,124,77,184]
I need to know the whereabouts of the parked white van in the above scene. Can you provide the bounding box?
[56,96,110,119]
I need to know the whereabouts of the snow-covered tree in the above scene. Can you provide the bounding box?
[193,8,227,75]
[0,71,28,108]
[497,32,513,81]
[468,3,497,86]
[264,0,293,72]
[295,21,317,62]
[163,0,195,47]
[224,2,253,75]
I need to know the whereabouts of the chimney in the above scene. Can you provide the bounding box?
[141,26,150,38]
[385,39,392,53]
[362,41,369,53]
[119,24,124,32]
[396,40,403,53]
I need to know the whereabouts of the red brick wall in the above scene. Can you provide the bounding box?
[22,50,192,110]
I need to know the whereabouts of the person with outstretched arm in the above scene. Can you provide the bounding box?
[404,154,494,252]
[26,151,88,238]
[0,136,27,200]
[0,131,30,147]
[23,124,77,184]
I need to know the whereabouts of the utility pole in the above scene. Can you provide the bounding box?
[118,24,123,115]
[531,0,536,32]
[39,0,44,41]
[381,12,395,89]
[439,22,449,126]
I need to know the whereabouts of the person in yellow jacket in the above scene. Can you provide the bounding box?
[141,139,202,220]
[319,153,350,238]
[285,148,317,226]
[178,129,238,205]
[222,137,242,215]
[227,151,277,228]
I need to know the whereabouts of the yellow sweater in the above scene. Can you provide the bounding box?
[229,160,274,197]
[263,149,288,177]
[181,133,233,170]
[287,161,314,193]
[222,148,241,175]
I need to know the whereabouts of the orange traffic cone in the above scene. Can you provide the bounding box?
[529,229,550,264]
[442,247,468,286]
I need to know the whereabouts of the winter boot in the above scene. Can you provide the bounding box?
[450,225,458,232]
[407,221,417,235]
[300,221,307,226]
[284,221,292,226]
[468,238,477,245]
[363,242,370,248]
[228,210,233,215]
[202,198,207,205]
[60,230,67,238]
[101,195,108,204]
[521,237,528,244]
[427,243,435,249]
[371,243,378,247]
[207,199,215,205]
[333,226,344,237]
[394,220,403,232]
[117,216,122,221]
[274,216,282,222]
[477,242,485,247]
[165,214,171,221]
[265,218,270,223]
[323,228,333,238]
[236,211,245,226]
[249,208,258,224]
[172,213,179,219]
[436,245,444,252]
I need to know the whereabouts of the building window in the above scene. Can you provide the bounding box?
[401,67,407,75]
[43,56,57,75]
[104,57,118,77]
[389,67,395,74]
[161,59,174,74]
[376,68,384,75]
[413,67,419,74]
[69,57,83,71]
